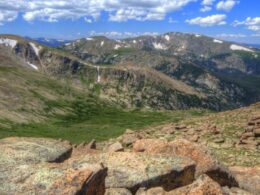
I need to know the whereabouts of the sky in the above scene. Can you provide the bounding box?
[0,0,259,44]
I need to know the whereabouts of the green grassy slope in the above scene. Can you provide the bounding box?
[1,103,207,144]
[0,47,208,143]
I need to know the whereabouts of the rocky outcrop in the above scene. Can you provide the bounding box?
[0,137,106,195]
[230,166,260,195]
[136,174,223,195]
[133,139,238,187]
[1,136,258,195]
[0,137,72,163]
[106,142,124,152]
[70,152,196,193]
[46,166,107,195]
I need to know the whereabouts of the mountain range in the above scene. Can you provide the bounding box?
[0,32,260,127]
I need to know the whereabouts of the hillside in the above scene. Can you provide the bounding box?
[0,32,260,142]
[0,34,229,111]
[0,34,212,143]
[60,32,260,109]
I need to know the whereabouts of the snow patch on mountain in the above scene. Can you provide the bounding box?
[27,62,38,70]
[29,42,41,56]
[213,39,223,44]
[195,34,201,37]
[0,38,17,48]
[101,41,104,46]
[86,38,93,41]
[153,42,167,50]
[164,35,170,41]
[230,44,254,52]
[114,44,121,50]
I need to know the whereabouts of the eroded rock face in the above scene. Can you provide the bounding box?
[168,174,223,195]
[230,166,260,195]
[0,137,106,195]
[133,139,237,187]
[70,152,196,193]
[46,166,107,195]
[136,175,223,195]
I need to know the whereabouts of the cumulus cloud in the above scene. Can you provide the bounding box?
[216,0,239,12]
[202,0,215,5]
[200,6,212,12]
[233,17,260,32]
[0,0,198,24]
[0,10,18,25]
[186,14,226,26]
[200,0,215,12]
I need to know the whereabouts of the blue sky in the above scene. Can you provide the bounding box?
[0,0,259,43]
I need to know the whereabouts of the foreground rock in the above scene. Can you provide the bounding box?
[0,137,106,195]
[106,142,124,152]
[0,137,72,163]
[133,139,237,187]
[136,174,223,195]
[1,136,258,195]
[70,152,196,193]
[230,166,260,194]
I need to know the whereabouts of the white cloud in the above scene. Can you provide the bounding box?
[200,6,212,12]
[84,17,93,23]
[0,0,198,24]
[0,10,18,25]
[200,0,215,12]
[233,17,260,32]
[202,0,215,5]
[186,14,226,26]
[216,0,239,12]
[168,17,178,23]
